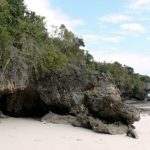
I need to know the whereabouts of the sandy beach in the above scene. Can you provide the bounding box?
[0,114,149,150]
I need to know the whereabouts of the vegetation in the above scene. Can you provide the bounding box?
[0,0,68,74]
[0,0,150,99]
[92,62,148,98]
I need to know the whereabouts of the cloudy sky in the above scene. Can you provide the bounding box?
[24,0,150,76]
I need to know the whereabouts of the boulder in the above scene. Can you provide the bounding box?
[84,83,140,124]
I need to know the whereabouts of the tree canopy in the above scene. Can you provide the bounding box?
[0,0,150,98]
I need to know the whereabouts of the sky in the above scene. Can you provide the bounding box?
[24,0,150,76]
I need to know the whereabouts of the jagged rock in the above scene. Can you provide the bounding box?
[127,127,138,139]
[0,66,140,136]
[90,118,128,135]
[84,86,140,124]
[0,57,42,117]
[0,56,34,94]
[37,68,88,115]
[72,114,128,135]
[41,111,75,124]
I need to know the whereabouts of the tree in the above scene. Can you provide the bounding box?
[0,0,68,77]
[85,51,94,63]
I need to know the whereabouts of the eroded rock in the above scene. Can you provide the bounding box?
[72,114,128,135]
[41,111,75,124]
[84,86,140,124]
[0,66,140,137]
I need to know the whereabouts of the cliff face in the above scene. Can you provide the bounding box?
[37,67,121,116]
[0,0,141,138]
[0,65,140,136]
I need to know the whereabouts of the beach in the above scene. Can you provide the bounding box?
[0,113,150,150]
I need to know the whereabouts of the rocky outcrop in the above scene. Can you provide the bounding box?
[41,111,129,135]
[0,63,48,117]
[72,114,128,135]
[127,127,138,139]
[0,66,140,136]
[84,86,140,124]
[38,67,140,137]
[41,111,75,124]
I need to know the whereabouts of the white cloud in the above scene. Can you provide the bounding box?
[120,23,145,33]
[99,13,131,23]
[83,35,123,43]
[146,37,150,40]
[89,49,150,76]
[24,0,84,32]
[128,0,150,11]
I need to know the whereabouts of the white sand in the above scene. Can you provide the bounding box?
[0,115,150,150]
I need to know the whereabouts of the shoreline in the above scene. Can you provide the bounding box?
[125,100,150,114]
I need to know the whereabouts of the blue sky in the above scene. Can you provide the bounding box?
[24,0,150,75]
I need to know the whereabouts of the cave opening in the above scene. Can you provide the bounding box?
[0,89,70,118]
[0,89,49,118]
[47,104,70,115]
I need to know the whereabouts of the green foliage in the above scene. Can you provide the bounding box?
[94,61,147,97]
[49,24,86,66]
[0,0,70,76]
[0,0,149,99]
[140,75,150,82]
[0,0,89,78]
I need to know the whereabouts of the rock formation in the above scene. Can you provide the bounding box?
[0,66,140,137]
[41,111,75,124]
[0,0,141,138]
